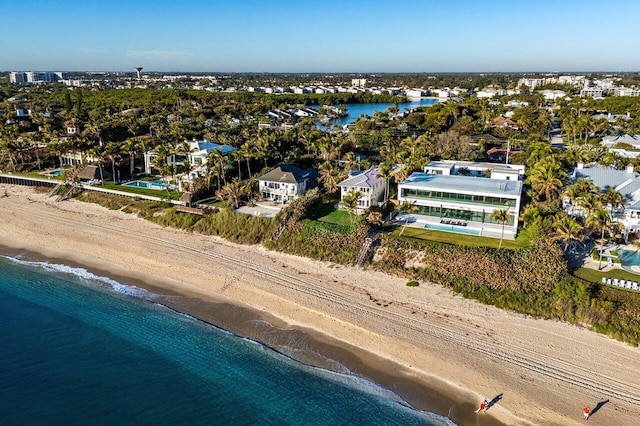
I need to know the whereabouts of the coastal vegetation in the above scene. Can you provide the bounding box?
[3,74,640,346]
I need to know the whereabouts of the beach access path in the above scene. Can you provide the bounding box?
[1,184,639,426]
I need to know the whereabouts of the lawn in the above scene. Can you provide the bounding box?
[572,267,640,286]
[393,226,530,249]
[5,170,64,181]
[308,202,354,227]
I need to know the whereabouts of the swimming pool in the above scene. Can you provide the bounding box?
[424,223,480,235]
[618,249,640,267]
[49,170,62,176]
[122,180,167,190]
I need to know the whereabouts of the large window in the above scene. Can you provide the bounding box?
[401,188,516,207]
[413,205,515,226]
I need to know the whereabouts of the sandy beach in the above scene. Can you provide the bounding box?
[1,184,639,425]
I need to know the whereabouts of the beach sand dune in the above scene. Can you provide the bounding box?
[1,184,639,426]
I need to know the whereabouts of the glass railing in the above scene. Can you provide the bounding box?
[403,191,516,207]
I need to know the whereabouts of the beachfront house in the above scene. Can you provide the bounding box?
[143,139,237,177]
[338,168,386,214]
[397,160,525,239]
[257,164,318,203]
[569,163,640,240]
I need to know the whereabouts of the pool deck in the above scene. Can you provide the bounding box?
[394,214,514,240]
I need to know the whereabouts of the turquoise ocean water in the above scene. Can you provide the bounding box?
[0,256,452,425]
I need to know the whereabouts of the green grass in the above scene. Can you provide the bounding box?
[99,181,182,200]
[572,267,640,285]
[313,206,354,228]
[4,170,64,181]
[392,226,530,249]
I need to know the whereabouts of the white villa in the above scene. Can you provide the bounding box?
[569,163,640,240]
[397,161,525,239]
[257,165,318,203]
[338,168,386,214]
[143,139,237,177]
[600,134,640,159]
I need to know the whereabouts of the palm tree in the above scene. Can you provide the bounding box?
[216,178,243,209]
[239,143,253,178]
[89,145,107,183]
[123,138,139,178]
[231,150,243,180]
[586,208,613,270]
[398,200,417,236]
[375,163,393,204]
[206,148,227,186]
[602,188,624,217]
[105,142,122,183]
[551,215,587,253]
[318,162,341,195]
[489,208,511,249]
[528,160,565,201]
[576,193,603,217]
[0,139,16,171]
[342,190,362,228]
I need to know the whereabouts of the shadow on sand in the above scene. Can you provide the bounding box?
[486,393,503,411]
[589,399,610,418]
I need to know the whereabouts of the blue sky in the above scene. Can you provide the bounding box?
[1,0,639,72]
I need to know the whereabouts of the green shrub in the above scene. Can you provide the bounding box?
[406,281,419,287]
[192,208,273,244]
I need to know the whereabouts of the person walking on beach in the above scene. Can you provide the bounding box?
[583,406,590,420]
[475,399,488,413]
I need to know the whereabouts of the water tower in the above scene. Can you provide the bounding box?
[134,67,143,79]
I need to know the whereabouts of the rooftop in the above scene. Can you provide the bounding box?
[338,168,382,189]
[258,164,317,184]
[191,140,237,156]
[401,173,523,197]
[572,164,637,191]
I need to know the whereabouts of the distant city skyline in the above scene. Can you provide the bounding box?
[1,0,639,73]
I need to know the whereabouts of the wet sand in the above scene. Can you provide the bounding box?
[1,184,639,425]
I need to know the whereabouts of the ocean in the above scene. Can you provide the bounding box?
[0,255,452,425]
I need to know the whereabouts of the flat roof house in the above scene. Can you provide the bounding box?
[398,161,525,239]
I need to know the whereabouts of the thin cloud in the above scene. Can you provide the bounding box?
[126,50,191,58]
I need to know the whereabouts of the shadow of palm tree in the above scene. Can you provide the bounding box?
[486,393,503,411]
[590,399,610,417]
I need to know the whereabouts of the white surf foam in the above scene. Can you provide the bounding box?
[3,255,158,301]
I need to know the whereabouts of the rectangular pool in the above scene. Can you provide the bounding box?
[424,223,480,235]
[122,180,167,190]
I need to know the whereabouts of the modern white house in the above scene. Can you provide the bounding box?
[338,168,386,214]
[257,164,318,203]
[143,139,237,177]
[569,163,640,240]
[397,161,525,239]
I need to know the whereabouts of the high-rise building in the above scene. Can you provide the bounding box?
[9,71,65,84]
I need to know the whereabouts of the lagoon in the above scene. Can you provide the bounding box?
[325,98,439,127]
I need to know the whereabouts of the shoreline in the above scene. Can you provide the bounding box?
[0,243,492,426]
[1,184,639,425]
